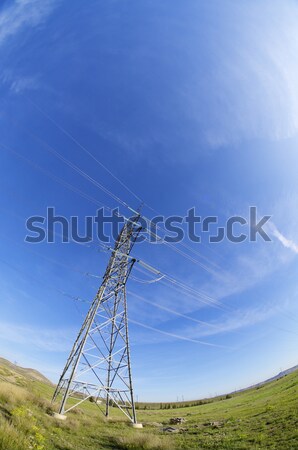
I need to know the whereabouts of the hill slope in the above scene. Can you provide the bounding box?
[0,359,297,450]
[0,357,52,385]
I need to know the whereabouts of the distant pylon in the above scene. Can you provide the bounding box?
[52,215,142,424]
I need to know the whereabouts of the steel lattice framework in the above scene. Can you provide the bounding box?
[52,215,142,424]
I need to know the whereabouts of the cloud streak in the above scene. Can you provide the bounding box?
[0,321,75,352]
[178,0,298,149]
[269,224,298,254]
[0,0,58,47]
[1,70,40,93]
[183,304,278,339]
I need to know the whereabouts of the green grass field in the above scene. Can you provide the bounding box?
[0,359,297,450]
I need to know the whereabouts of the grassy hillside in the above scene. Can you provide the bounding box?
[0,358,52,386]
[0,359,297,450]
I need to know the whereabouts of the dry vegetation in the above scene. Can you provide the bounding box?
[0,359,297,450]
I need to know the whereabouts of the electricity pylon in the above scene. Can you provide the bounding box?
[52,215,142,426]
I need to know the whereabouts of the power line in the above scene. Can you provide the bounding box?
[25,96,146,207]
[96,240,228,310]
[127,290,222,329]
[1,233,232,334]
[0,140,228,310]
[128,319,230,349]
[26,100,225,268]
[0,256,226,349]
[24,97,224,270]
[8,117,224,277]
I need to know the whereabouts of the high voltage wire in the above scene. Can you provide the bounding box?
[25,98,225,269]
[127,290,222,329]
[4,222,298,340]
[0,141,228,310]
[0,142,108,211]
[0,187,225,314]
[0,257,229,349]
[25,96,146,208]
[23,96,219,267]
[1,231,231,332]
[2,234,297,345]
[133,264,228,311]
[32,131,216,274]
[95,240,228,310]
[128,319,230,349]
[1,106,235,334]
[8,115,225,277]
[1,130,296,340]
[129,273,165,284]
[19,227,297,344]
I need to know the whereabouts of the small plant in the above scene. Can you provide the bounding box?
[10,405,46,450]
[29,425,46,450]
[0,383,29,405]
[0,417,28,450]
[114,432,171,450]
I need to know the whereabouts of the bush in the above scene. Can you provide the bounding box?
[114,432,171,450]
[0,383,30,406]
[0,417,28,450]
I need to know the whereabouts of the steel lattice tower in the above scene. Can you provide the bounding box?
[52,215,142,425]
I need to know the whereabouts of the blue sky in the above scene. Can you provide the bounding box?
[0,0,298,402]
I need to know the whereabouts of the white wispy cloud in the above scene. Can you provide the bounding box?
[1,70,40,93]
[128,301,278,347]
[0,321,75,352]
[183,304,278,339]
[180,0,298,148]
[0,1,59,94]
[268,223,298,254]
[0,0,58,47]
[72,0,298,157]
[128,230,296,334]
[10,75,39,93]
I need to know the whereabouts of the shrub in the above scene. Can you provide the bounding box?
[0,418,28,450]
[114,432,171,450]
[0,383,30,406]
